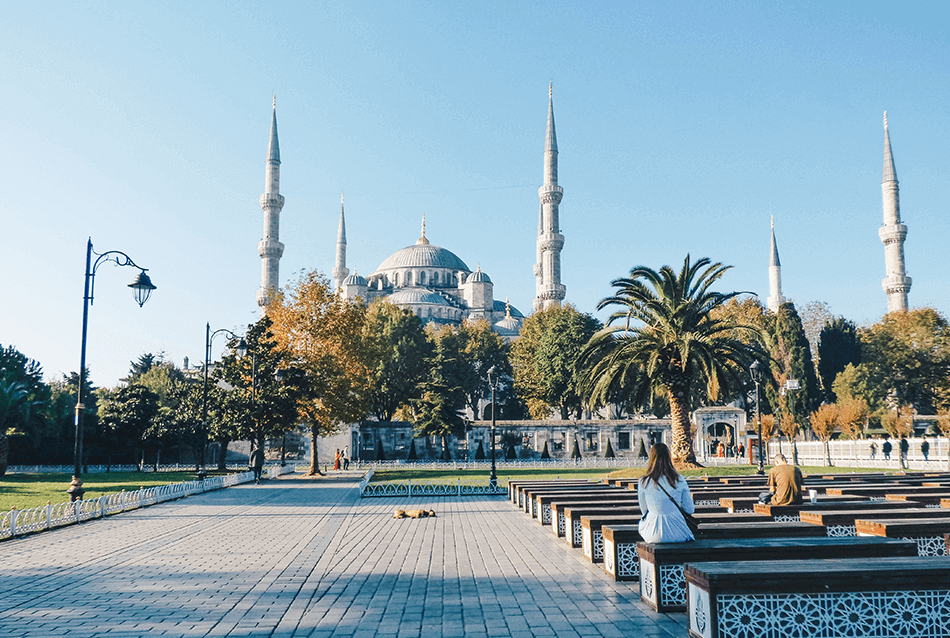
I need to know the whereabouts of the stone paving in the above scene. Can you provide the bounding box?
[0,474,687,637]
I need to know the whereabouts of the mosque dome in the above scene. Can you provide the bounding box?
[342,273,367,286]
[493,299,524,318]
[375,243,470,273]
[493,315,521,337]
[387,288,451,306]
[466,269,492,284]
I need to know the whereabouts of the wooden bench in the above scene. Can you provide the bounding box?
[532,488,623,523]
[601,521,826,582]
[520,485,608,517]
[543,493,638,530]
[684,557,950,638]
[638,536,917,613]
[581,512,767,563]
[560,505,640,543]
[885,492,950,507]
[856,517,950,556]
[509,480,595,506]
[801,507,950,536]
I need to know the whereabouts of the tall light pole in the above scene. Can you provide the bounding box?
[487,365,498,488]
[202,325,243,472]
[750,360,764,475]
[70,238,156,500]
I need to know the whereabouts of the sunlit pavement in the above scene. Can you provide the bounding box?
[0,474,685,637]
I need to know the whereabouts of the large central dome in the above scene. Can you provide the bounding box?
[374,241,470,272]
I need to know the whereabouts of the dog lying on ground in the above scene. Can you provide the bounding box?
[393,509,436,519]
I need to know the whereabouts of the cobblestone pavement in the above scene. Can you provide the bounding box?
[0,474,687,637]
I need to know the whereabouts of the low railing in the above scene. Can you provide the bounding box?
[0,470,258,541]
[352,457,646,471]
[5,462,307,474]
[361,477,508,498]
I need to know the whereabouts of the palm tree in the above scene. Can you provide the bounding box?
[579,255,763,467]
[0,379,29,476]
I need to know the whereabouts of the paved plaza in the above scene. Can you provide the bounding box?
[0,474,687,637]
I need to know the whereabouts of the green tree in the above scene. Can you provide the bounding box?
[413,325,470,460]
[0,345,50,474]
[97,383,160,465]
[817,317,861,403]
[458,320,511,420]
[364,301,432,421]
[511,304,601,419]
[767,302,822,445]
[579,255,762,467]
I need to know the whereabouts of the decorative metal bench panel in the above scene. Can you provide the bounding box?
[685,556,950,638]
[639,536,917,613]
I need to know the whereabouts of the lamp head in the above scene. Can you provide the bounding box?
[750,360,763,380]
[274,368,284,383]
[128,270,156,307]
[235,339,249,358]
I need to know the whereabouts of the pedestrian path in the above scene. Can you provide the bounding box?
[0,474,686,637]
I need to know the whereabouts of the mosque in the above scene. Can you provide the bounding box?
[254,88,569,339]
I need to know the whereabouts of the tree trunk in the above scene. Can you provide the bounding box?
[441,434,451,461]
[217,438,230,470]
[792,440,799,466]
[668,389,698,467]
[823,440,832,466]
[308,423,323,476]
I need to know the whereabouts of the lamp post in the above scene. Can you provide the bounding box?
[71,238,156,500]
[202,325,244,473]
[487,365,498,488]
[750,360,764,475]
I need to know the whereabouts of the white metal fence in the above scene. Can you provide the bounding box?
[0,467,293,542]
[351,457,647,472]
[765,437,950,470]
[4,463,281,474]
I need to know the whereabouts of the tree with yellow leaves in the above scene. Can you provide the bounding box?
[266,271,374,475]
[810,403,840,466]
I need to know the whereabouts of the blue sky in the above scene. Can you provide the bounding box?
[1,1,948,388]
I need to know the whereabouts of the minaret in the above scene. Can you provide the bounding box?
[332,193,349,292]
[879,112,911,313]
[534,83,566,311]
[257,96,285,315]
[767,216,786,313]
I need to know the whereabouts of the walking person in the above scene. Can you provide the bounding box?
[869,439,877,460]
[637,443,696,543]
[333,449,341,471]
[250,446,265,485]
[899,436,909,469]
[882,438,892,461]
[342,445,350,470]
[921,438,930,462]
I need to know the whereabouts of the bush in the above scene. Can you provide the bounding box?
[540,441,551,459]
[407,439,418,461]
[637,439,648,459]
[474,440,485,460]
[604,439,615,459]
[571,439,582,460]
[505,444,517,460]
[375,439,386,461]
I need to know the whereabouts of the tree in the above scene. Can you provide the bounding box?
[817,318,861,403]
[97,384,160,466]
[458,320,511,420]
[363,301,432,421]
[511,304,601,419]
[570,437,582,459]
[267,271,373,475]
[837,397,869,441]
[856,308,950,415]
[0,345,50,474]
[0,380,29,476]
[810,403,839,466]
[412,325,470,460]
[768,303,822,439]
[799,301,834,364]
[579,255,763,467]
[936,410,950,470]
[604,438,615,459]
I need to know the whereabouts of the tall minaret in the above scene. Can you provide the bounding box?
[257,96,285,315]
[534,83,566,311]
[879,111,911,313]
[767,216,786,313]
[332,193,349,292]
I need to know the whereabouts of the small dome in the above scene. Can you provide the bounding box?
[466,269,492,284]
[343,273,367,286]
[387,288,450,306]
[493,316,521,337]
[493,300,524,318]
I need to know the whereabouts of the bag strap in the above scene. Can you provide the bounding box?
[654,478,693,523]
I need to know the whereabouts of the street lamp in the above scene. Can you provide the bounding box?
[750,360,765,475]
[70,238,156,500]
[202,325,243,473]
[486,365,498,488]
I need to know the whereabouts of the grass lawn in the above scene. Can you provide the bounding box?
[0,471,234,512]
[370,464,897,486]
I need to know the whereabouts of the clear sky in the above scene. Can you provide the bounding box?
[1,1,947,389]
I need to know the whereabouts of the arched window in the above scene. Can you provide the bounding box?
[433,271,440,285]
[419,271,426,285]
[393,272,399,287]
[406,271,413,286]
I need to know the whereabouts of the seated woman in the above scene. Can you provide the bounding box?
[637,443,696,543]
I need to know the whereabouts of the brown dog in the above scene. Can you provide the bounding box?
[393,509,436,519]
